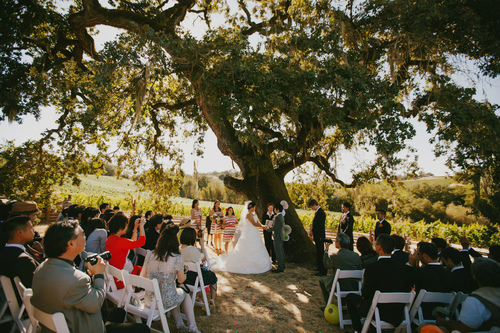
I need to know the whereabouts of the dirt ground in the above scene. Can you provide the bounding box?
[32,224,341,333]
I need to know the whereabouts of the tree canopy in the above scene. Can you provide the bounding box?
[1,0,499,260]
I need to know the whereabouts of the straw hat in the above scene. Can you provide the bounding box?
[179,217,192,229]
[10,201,41,215]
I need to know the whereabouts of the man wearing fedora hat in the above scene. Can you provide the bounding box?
[0,216,39,288]
[10,201,41,222]
[9,201,44,260]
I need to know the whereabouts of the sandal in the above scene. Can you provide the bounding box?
[209,299,215,308]
[188,325,201,333]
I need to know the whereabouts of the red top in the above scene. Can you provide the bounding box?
[105,234,146,269]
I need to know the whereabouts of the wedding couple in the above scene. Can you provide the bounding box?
[212,201,285,274]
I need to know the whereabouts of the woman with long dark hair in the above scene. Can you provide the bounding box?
[141,226,201,333]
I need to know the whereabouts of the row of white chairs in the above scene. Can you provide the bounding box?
[0,275,70,333]
[327,269,469,333]
[0,257,211,333]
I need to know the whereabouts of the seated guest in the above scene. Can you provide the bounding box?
[106,214,145,275]
[436,258,500,332]
[8,201,44,260]
[0,216,39,288]
[179,227,218,307]
[80,206,100,236]
[441,247,478,294]
[124,215,143,239]
[85,218,108,254]
[99,203,110,218]
[409,242,451,293]
[391,234,410,265]
[489,245,500,264]
[319,232,362,305]
[143,214,164,251]
[357,236,378,268]
[346,234,412,332]
[460,236,500,264]
[141,226,201,333]
[431,237,448,257]
[31,220,149,333]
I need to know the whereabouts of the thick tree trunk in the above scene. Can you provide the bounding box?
[224,170,316,264]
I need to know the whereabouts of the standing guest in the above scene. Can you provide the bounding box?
[179,227,218,308]
[346,234,412,332]
[374,210,391,240]
[222,207,238,253]
[209,201,223,254]
[85,218,108,254]
[320,233,362,306]
[357,236,378,268]
[106,214,146,276]
[308,199,326,276]
[31,220,149,333]
[435,258,500,333]
[338,202,354,251]
[261,203,276,263]
[391,234,410,265]
[141,226,201,333]
[441,247,478,294]
[0,216,39,288]
[143,214,164,250]
[99,203,110,218]
[190,199,202,231]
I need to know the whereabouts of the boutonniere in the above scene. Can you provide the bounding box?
[379,222,383,227]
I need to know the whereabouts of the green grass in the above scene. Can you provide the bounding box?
[57,175,140,198]
[402,176,456,188]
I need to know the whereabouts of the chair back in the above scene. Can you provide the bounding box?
[327,269,364,329]
[122,272,174,332]
[133,248,149,266]
[31,298,70,333]
[14,277,37,333]
[409,289,456,325]
[448,291,467,320]
[0,275,28,333]
[361,290,416,333]
[104,264,127,307]
[185,261,211,316]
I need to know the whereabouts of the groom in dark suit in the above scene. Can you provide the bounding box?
[308,199,326,276]
[265,202,285,273]
[339,202,354,251]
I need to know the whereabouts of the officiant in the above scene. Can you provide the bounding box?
[262,203,276,263]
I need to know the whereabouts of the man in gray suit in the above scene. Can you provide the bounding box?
[265,202,285,273]
[31,220,149,333]
[320,232,362,304]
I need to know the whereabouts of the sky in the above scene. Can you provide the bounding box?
[1,5,500,183]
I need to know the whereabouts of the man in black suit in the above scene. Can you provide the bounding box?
[441,247,478,294]
[338,202,354,251]
[391,234,410,265]
[0,216,39,288]
[346,234,412,332]
[374,210,391,240]
[308,199,326,276]
[262,203,276,263]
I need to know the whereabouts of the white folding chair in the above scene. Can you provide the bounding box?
[122,272,176,333]
[448,291,468,320]
[0,278,14,326]
[185,261,211,316]
[14,277,37,333]
[409,289,456,325]
[361,290,416,333]
[0,275,30,333]
[326,269,364,329]
[133,248,149,266]
[202,246,213,269]
[104,265,128,307]
[30,297,70,333]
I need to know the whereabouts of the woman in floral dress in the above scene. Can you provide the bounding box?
[140,225,201,333]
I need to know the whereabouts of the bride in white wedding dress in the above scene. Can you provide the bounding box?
[212,201,272,274]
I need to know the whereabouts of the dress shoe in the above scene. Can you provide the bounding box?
[320,306,325,312]
[272,269,284,273]
[314,272,325,276]
[313,267,321,271]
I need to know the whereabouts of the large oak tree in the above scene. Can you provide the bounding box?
[1,0,499,261]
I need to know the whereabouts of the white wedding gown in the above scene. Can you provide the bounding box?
[212,213,272,274]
